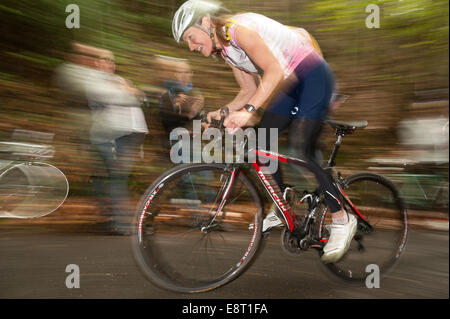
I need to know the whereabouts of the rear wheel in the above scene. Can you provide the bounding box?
[133,163,263,293]
[318,172,408,281]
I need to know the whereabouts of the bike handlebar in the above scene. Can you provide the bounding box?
[199,106,230,129]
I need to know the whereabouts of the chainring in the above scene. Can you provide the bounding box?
[280,227,303,256]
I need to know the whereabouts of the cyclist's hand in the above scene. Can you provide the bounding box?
[205,109,222,127]
[224,110,252,133]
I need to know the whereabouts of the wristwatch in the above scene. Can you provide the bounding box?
[244,104,257,113]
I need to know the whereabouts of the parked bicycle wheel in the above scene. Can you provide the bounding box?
[317,172,408,281]
[133,163,263,293]
[0,162,69,218]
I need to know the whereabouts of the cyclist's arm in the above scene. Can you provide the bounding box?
[233,25,284,110]
[225,66,258,112]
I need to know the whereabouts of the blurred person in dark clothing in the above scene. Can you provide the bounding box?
[156,56,204,151]
[156,56,216,203]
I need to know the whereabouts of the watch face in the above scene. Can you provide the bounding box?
[245,104,255,112]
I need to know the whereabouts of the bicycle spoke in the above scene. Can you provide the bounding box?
[134,164,263,293]
[319,173,408,281]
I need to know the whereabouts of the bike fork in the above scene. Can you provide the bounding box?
[202,167,236,231]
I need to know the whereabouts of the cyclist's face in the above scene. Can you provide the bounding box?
[182,26,213,57]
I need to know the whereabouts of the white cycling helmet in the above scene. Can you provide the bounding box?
[172,0,225,43]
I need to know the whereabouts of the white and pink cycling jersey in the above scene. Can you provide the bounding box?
[220,12,322,79]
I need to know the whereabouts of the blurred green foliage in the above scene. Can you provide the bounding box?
[0,0,448,197]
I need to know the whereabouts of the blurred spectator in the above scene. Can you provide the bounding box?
[53,42,99,146]
[369,98,449,175]
[154,56,215,203]
[155,56,204,151]
[54,42,98,97]
[55,42,148,235]
[85,46,148,235]
[398,116,449,165]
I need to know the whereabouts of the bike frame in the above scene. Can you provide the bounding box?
[251,150,305,232]
[214,137,372,235]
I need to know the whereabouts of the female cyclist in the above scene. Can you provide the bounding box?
[172,0,356,263]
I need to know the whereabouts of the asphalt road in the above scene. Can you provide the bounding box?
[0,225,448,300]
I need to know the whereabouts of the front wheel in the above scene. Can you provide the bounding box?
[317,172,408,281]
[133,163,263,293]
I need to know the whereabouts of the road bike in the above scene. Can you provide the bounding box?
[0,129,69,219]
[132,108,408,293]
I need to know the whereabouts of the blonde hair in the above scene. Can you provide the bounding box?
[211,14,234,46]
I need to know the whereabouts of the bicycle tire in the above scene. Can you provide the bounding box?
[0,162,69,218]
[317,172,408,281]
[132,163,263,293]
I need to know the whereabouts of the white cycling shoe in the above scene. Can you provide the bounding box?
[321,213,357,264]
[262,205,283,232]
